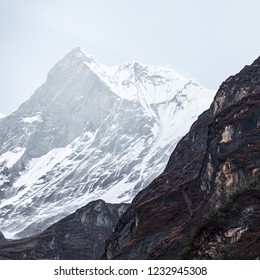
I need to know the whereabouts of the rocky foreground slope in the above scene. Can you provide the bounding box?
[0,200,128,259]
[104,56,260,259]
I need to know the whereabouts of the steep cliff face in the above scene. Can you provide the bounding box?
[0,200,128,259]
[104,57,260,259]
[186,175,260,259]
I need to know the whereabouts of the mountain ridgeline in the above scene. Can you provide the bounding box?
[0,48,215,239]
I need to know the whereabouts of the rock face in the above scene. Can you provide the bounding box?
[0,200,128,259]
[186,175,260,259]
[0,47,215,239]
[104,57,260,259]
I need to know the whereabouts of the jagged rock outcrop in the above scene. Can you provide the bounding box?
[104,57,260,259]
[0,200,128,259]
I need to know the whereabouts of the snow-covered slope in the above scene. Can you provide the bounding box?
[0,113,5,118]
[0,47,215,238]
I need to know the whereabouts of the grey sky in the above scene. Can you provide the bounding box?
[1,0,260,115]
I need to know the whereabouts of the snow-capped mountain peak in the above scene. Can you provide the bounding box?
[107,61,208,119]
[0,48,215,239]
[65,46,94,61]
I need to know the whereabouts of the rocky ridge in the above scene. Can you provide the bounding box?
[0,200,128,259]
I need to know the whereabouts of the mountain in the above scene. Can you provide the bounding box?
[104,56,260,259]
[0,113,4,119]
[0,200,128,259]
[0,47,215,239]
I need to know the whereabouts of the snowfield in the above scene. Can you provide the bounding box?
[0,47,215,238]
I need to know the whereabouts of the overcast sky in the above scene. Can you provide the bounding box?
[1,0,260,115]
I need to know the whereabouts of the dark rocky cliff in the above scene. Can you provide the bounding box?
[104,57,260,259]
[0,200,128,259]
[186,175,260,259]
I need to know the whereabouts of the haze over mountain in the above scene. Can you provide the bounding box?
[0,47,215,239]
